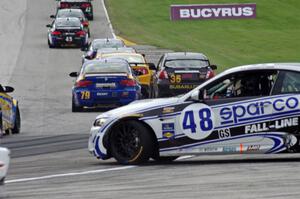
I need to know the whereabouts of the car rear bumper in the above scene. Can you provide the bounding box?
[73,89,139,107]
[51,36,87,47]
[157,82,201,97]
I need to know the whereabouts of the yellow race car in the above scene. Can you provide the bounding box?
[0,85,21,136]
[100,53,157,98]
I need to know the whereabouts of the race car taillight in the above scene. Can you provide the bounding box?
[51,31,62,36]
[81,3,90,8]
[158,70,168,79]
[60,3,70,8]
[82,21,89,27]
[76,80,92,87]
[206,70,215,79]
[76,30,86,37]
[120,79,136,87]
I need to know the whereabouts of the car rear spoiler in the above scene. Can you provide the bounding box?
[128,62,157,71]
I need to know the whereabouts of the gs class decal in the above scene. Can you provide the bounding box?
[180,104,215,140]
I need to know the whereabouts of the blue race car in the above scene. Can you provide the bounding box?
[69,58,142,112]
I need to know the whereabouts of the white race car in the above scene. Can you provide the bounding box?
[0,147,10,185]
[89,63,300,164]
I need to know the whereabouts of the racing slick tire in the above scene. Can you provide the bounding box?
[0,177,5,185]
[12,106,21,134]
[72,97,83,112]
[48,39,54,48]
[0,115,3,136]
[110,120,154,165]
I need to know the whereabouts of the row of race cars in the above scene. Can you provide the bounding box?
[2,0,300,185]
[0,0,96,186]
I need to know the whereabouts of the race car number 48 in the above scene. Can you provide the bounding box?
[180,104,215,140]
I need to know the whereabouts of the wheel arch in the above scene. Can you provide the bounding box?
[103,116,159,158]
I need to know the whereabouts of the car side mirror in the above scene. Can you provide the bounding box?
[50,15,55,18]
[210,64,217,70]
[191,89,204,101]
[148,63,157,71]
[69,72,78,77]
[3,86,14,93]
[46,24,51,28]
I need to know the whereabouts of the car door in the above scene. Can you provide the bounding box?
[175,69,279,153]
[269,70,300,135]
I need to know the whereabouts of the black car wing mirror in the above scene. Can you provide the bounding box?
[3,86,14,93]
[69,72,78,77]
[210,64,217,70]
[50,15,55,18]
[46,24,51,28]
[148,63,157,71]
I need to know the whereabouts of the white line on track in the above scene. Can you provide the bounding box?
[101,0,116,38]
[5,156,195,184]
[5,166,135,184]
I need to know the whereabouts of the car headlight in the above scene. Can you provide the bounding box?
[93,118,107,127]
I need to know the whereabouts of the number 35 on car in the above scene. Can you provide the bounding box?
[89,63,300,164]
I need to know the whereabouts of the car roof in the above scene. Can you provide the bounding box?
[164,52,208,61]
[96,47,135,54]
[224,63,300,75]
[83,58,129,66]
[61,0,91,2]
[92,38,124,44]
[102,52,143,57]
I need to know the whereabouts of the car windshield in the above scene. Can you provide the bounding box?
[55,18,81,27]
[57,10,84,19]
[102,54,144,63]
[92,40,124,50]
[83,62,130,74]
[165,59,209,68]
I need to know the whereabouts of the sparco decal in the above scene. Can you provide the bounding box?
[170,3,256,20]
[214,95,300,128]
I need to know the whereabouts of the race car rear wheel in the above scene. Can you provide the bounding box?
[72,96,83,112]
[48,39,54,48]
[0,177,5,185]
[12,106,21,134]
[110,120,154,164]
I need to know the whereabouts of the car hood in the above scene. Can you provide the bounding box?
[96,97,180,119]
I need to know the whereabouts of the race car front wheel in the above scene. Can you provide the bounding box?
[110,120,154,164]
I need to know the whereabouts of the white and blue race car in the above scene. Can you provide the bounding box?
[0,147,10,185]
[89,63,300,164]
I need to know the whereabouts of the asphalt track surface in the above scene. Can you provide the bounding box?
[1,0,300,198]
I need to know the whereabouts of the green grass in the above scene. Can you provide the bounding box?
[106,0,300,71]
